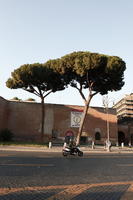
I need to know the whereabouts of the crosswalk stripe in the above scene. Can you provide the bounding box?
[0,182,133,199]
[120,184,133,200]
[46,184,92,200]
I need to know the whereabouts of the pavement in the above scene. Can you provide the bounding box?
[0,144,133,153]
[0,145,133,199]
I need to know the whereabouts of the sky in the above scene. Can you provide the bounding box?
[0,0,133,107]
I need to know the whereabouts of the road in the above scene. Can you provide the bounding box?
[0,150,133,199]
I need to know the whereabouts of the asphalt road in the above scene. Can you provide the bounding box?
[0,150,133,199]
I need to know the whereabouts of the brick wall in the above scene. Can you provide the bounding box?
[0,97,9,129]
[51,104,118,144]
[0,96,118,144]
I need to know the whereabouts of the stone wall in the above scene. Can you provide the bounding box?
[0,96,118,144]
[0,97,9,129]
[6,100,42,141]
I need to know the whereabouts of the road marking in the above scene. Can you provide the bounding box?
[121,184,133,200]
[87,156,133,158]
[0,154,13,157]
[0,185,67,195]
[45,182,133,200]
[46,184,92,200]
[0,163,54,167]
[0,182,133,199]
[117,164,133,167]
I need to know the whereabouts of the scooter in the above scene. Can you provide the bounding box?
[62,145,83,157]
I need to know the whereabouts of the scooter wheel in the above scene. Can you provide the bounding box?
[78,151,83,156]
[63,152,68,156]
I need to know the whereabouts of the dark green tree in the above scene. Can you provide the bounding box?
[25,98,36,102]
[46,51,126,145]
[6,63,65,142]
[10,97,21,101]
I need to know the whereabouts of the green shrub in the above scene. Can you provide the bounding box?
[0,129,14,141]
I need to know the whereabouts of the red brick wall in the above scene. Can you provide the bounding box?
[7,100,42,141]
[118,124,133,144]
[0,97,118,144]
[52,104,118,144]
[0,97,9,129]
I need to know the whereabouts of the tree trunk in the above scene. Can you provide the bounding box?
[76,94,93,146]
[41,97,45,142]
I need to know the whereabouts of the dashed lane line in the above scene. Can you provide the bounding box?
[117,164,133,167]
[0,163,54,167]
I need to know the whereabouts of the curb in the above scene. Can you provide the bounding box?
[0,145,133,154]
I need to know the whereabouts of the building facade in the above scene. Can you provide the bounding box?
[113,93,133,118]
[113,93,133,145]
[0,96,118,145]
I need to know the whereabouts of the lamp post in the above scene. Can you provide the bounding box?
[130,92,133,145]
[103,95,111,152]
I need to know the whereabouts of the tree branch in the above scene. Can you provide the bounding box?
[79,83,87,102]
[23,88,40,97]
[44,90,52,98]
[73,83,87,103]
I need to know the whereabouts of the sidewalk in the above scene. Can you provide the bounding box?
[0,144,133,153]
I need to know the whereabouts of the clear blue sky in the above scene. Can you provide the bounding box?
[0,0,133,106]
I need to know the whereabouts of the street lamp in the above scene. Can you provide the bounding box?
[103,95,111,152]
[129,92,133,146]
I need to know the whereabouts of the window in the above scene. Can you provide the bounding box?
[95,132,101,140]
[52,129,58,139]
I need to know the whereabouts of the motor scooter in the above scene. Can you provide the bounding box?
[62,145,83,156]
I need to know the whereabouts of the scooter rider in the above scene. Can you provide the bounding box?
[62,138,83,157]
[69,139,76,154]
